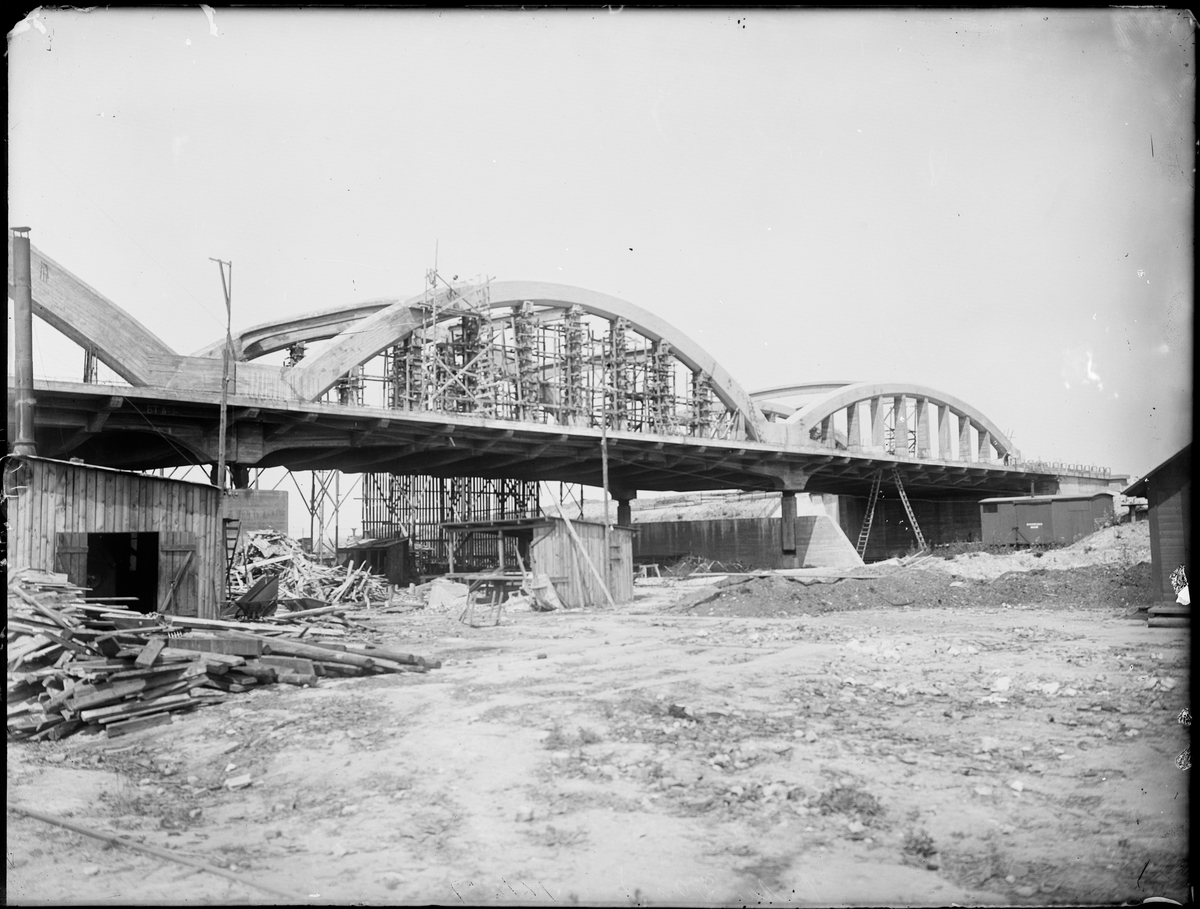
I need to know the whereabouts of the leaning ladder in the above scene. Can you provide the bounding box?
[222,518,242,589]
[891,465,929,553]
[855,470,885,558]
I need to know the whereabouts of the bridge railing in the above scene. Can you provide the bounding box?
[1009,459,1111,477]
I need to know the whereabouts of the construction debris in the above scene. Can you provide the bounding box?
[228,531,391,607]
[7,570,440,742]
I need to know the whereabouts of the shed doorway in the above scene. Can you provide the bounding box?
[85,532,160,614]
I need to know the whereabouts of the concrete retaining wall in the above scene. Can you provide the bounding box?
[632,515,862,569]
[837,496,981,561]
[221,489,288,534]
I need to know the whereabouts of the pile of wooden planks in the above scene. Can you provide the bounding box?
[227,531,390,607]
[7,571,440,742]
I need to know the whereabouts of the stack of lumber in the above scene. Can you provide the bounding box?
[228,531,390,607]
[1147,601,1189,628]
[7,572,441,742]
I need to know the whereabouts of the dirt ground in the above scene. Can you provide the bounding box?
[7,523,1191,906]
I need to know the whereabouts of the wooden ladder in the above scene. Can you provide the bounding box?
[222,518,242,582]
[891,465,929,553]
[855,470,885,558]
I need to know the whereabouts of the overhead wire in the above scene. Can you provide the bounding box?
[121,397,213,477]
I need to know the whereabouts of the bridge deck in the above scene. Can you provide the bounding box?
[11,379,1060,499]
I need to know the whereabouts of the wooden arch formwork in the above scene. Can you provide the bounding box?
[191,278,773,444]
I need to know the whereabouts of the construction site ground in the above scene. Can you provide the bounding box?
[7,522,1191,906]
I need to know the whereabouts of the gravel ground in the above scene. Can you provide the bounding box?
[7,521,1189,906]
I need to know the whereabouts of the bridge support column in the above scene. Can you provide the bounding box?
[938,404,951,460]
[616,498,633,527]
[870,397,886,450]
[958,413,972,461]
[846,403,861,450]
[977,430,992,463]
[780,491,797,554]
[915,397,930,458]
[892,396,908,455]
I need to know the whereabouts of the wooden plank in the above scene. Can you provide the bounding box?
[105,712,174,737]
[159,550,195,615]
[105,663,200,681]
[27,460,43,572]
[163,615,289,633]
[158,647,244,667]
[69,679,150,711]
[9,586,77,631]
[127,473,140,529]
[252,655,316,674]
[276,604,343,621]
[1147,616,1188,628]
[38,629,93,657]
[135,637,168,667]
[167,634,262,656]
[81,693,196,724]
[108,471,120,532]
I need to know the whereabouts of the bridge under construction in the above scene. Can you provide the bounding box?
[8,234,1119,528]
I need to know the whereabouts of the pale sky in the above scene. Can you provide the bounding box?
[8,7,1194,500]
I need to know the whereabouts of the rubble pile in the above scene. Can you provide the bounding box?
[7,570,440,743]
[229,531,391,606]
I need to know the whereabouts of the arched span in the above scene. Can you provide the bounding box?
[12,242,180,386]
[750,381,859,401]
[784,381,1017,461]
[190,299,398,360]
[233,281,770,441]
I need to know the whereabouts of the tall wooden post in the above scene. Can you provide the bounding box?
[210,258,233,491]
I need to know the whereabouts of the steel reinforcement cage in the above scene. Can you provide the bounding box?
[361,474,546,576]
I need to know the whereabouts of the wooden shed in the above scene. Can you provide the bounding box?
[4,456,225,618]
[1123,445,1191,602]
[337,537,412,586]
[978,493,1113,546]
[441,515,634,607]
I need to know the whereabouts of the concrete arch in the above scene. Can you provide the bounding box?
[11,242,180,386]
[190,299,398,360]
[750,381,859,401]
[784,381,1017,461]
[231,281,770,441]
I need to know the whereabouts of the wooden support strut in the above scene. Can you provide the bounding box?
[158,551,194,615]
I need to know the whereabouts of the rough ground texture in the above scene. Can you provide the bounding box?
[7,523,1190,906]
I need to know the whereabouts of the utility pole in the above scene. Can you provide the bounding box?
[210,258,233,491]
[600,414,612,597]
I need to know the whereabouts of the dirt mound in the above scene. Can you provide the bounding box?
[681,562,1157,619]
[924,522,1150,581]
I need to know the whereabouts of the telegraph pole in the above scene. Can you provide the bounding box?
[210,258,233,491]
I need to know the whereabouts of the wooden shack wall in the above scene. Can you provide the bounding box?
[529,518,633,606]
[1147,460,1191,601]
[8,458,224,618]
